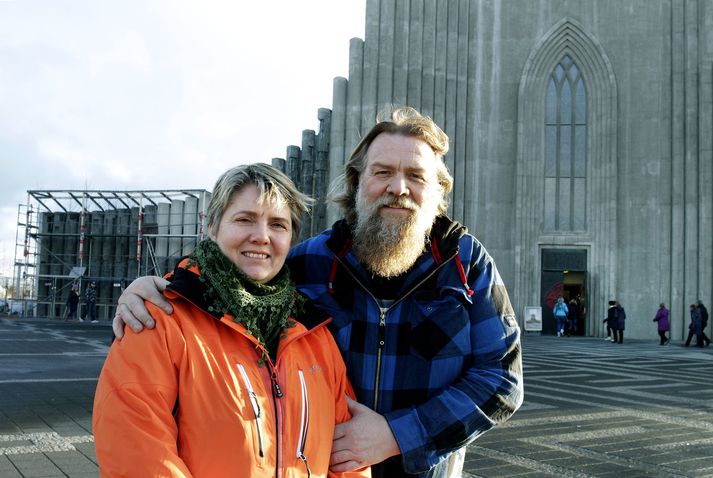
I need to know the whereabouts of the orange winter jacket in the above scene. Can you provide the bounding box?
[93,264,370,478]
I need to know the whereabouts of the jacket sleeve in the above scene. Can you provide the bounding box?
[385,252,524,473]
[325,329,372,478]
[92,303,191,478]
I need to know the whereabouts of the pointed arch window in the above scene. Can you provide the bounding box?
[544,54,586,231]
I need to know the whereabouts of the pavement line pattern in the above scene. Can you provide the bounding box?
[469,445,599,478]
[463,337,713,477]
[0,432,93,455]
[517,439,692,478]
[649,438,713,450]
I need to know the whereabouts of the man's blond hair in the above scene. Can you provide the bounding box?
[329,106,453,225]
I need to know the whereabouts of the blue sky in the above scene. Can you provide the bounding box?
[0,0,365,280]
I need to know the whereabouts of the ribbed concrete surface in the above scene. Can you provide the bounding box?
[0,318,710,477]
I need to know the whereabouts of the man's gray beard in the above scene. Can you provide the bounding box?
[353,194,438,278]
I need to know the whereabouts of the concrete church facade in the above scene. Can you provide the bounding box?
[285,0,713,340]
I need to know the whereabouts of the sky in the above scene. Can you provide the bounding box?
[0,0,366,281]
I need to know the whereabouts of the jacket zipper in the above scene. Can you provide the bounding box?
[296,370,311,477]
[249,326,326,478]
[236,363,265,459]
[264,360,284,478]
[332,251,457,411]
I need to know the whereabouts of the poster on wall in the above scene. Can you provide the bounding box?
[524,306,542,332]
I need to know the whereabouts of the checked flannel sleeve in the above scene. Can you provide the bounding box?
[384,244,524,474]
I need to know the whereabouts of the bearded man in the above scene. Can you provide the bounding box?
[113,107,523,478]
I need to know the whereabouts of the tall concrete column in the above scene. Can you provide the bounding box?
[168,200,184,272]
[328,77,348,225]
[183,196,198,256]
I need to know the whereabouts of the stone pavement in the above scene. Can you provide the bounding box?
[0,317,711,477]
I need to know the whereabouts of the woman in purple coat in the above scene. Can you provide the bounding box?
[653,303,670,345]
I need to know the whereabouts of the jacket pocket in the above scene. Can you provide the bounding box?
[409,293,471,361]
[237,363,265,459]
[296,370,312,477]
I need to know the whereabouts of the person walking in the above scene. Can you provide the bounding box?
[567,297,579,336]
[653,303,670,345]
[685,303,703,347]
[553,297,569,337]
[82,281,98,323]
[697,300,711,346]
[64,284,80,321]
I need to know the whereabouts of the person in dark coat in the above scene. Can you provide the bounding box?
[65,284,80,321]
[697,300,711,346]
[685,303,703,347]
[604,300,616,342]
[653,303,670,345]
[82,281,98,323]
[611,300,625,344]
[567,298,579,336]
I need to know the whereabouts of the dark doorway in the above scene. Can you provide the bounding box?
[540,249,587,336]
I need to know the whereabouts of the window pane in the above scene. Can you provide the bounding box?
[560,80,571,123]
[573,178,586,230]
[568,63,579,83]
[575,79,586,124]
[546,79,557,124]
[545,125,556,176]
[558,178,571,230]
[555,64,565,82]
[545,55,587,233]
[544,178,556,231]
[559,125,571,177]
[575,126,586,177]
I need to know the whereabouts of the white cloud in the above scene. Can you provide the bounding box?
[0,0,365,278]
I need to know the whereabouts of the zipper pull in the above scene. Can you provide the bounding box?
[271,371,284,398]
[378,308,387,348]
[298,453,312,477]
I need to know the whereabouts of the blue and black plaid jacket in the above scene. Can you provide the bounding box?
[287,216,523,476]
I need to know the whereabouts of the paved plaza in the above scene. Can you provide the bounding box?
[0,317,711,477]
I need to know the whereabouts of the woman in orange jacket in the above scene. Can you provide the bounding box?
[93,163,370,478]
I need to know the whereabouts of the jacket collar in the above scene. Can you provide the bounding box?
[324,215,468,294]
[166,259,329,331]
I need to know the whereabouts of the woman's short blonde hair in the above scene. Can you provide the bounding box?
[207,163,313,244]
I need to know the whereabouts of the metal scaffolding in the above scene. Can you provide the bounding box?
[13,189,210,320]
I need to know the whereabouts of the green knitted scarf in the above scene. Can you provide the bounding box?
[190,239,302,362]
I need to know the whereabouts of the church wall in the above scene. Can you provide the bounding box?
[292,0,713,339]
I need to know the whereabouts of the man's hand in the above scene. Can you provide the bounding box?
[330,396,400,471]
[112,276,172,339]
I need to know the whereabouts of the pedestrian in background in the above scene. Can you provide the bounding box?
[553,297,569,337]
[685,303,703,347]
[82,281,98,323]
[604,300,616,341]
[606,300,625,344]
[64,284,80,321]
[653,303,670,345]
[612,301,626,344]
[697,300,711,346]
[567,297,579,336]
